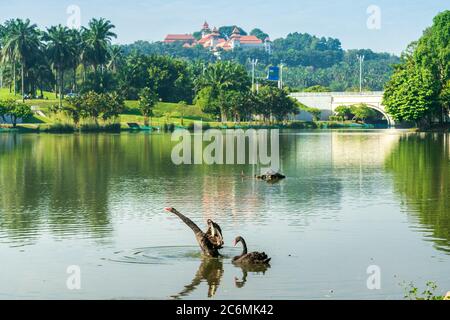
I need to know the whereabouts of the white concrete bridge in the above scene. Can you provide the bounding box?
[290,91,394,126]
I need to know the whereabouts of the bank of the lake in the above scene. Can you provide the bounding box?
[1,120,389,133]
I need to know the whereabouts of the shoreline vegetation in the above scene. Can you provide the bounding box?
[0,94,447,133]
[0,88,395,133]
[0,121,390,134]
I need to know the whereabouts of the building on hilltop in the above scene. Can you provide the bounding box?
[163,22,271,54]
[163,34,196,44]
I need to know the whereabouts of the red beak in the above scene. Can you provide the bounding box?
[164,207,173,212]
[233,240,237,246]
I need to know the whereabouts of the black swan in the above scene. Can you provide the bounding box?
[164,207,223,257]
[232,236,271,265]
[255,169,286,182]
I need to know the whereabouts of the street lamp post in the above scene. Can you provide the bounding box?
[250,58,258,92]
[278,63,285,89]
[356,55,365,93]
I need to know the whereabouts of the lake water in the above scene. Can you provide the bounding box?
[0,130,448,299]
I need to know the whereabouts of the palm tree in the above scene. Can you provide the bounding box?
[82,18,117,74]
[30,53,54,98]
[0,23,5,88]
[107,45,123,73]
[1,20,18,95]
[67,28,82,92]
[196,61,251,121]
[198,61,250,93]
[43,25,73,107]
[1,19,41,101]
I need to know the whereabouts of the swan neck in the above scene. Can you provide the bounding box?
[241,238,248,255]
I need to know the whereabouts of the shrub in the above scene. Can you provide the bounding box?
[79,123,121,132]
[47,123,75,133]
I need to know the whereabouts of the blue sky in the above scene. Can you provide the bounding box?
[1,0,448,54]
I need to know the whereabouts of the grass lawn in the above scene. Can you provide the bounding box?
[29,99,214,127]
[124,101,213,122]
[0,88,56,101]
[0,91,211,127]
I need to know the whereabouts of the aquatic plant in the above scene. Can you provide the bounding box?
[402,281,444,300]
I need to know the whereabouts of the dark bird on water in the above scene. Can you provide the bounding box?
[164,207,223,258]
[232,236,271,265]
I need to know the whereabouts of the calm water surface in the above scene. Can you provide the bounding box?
[0,130,449,299]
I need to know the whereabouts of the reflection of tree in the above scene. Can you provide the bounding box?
[0,131,366,245]
[0,134,43,243]
[171,257,224,299]
[386,134,450,253]
[0,134,118,242]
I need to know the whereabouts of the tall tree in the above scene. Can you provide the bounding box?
[383,58,439,126]
[1,19,41,101]
[195,61,251,121]
[257,86,299,122]
[1,20,19,95]
[68,28,83,92]
[107,45,123,73]
[82,18,117,74]
[147,55,193,103]
[0,23,5,88]
[414,10,450,123]
[383,11,449,126]
[43,25,74,107]
[139,87,158,126]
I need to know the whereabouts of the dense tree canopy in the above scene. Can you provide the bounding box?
[250,28,269,41]
[218,26,247,39]
[147,55,193,103]
[0,98,32,127]
[0,16,411,126]
[121,28,399,92]
[383,10,449,126]
[384,59,438,125]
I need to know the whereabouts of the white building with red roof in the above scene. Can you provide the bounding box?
[163,34,196,44]
[163,22,271,53]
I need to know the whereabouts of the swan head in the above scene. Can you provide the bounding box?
[207,219,217,230]
[207,219,219,237]
[164,207,177,214]
[233,236,244,246]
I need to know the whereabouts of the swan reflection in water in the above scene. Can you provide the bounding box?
[171,257,224,299]
[234,264,270,289]
[171,258,270,299]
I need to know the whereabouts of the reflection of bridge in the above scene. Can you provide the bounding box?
[290,91,394,126]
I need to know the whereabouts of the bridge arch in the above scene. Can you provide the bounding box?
[333,103,394,127]
[290,92,395,127]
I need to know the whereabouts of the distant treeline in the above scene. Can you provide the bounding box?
[121,30,400,91]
